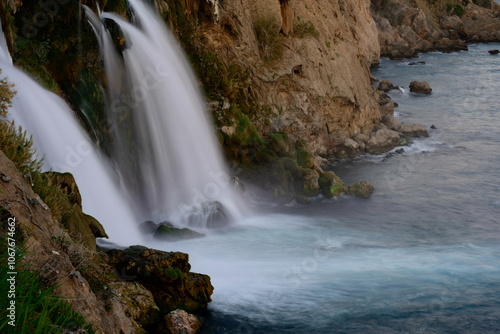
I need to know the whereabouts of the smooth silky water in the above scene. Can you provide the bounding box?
[153,44,500,333]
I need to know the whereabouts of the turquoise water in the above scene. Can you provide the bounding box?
[153,44,500,333]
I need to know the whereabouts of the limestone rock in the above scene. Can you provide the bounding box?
[409,81,432,94]
[163,309,202,334]
[366,126,401,155]
[435,38,468,53]
[348,181,374,199]
[318,171,345,198]
[381,114,401,131]
[399,124,429,137]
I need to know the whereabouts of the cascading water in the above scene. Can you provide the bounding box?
[0,24,142,246]
[84,0,243,228]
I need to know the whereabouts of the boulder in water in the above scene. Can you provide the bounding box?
[348,181,374,199]
[409,61,426,65]
[409,81,432,94]
[381,114,401,131]
[318,171,345,198]
[488,49,500,55]
[162,309,201,334]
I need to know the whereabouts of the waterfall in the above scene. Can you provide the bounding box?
[85,0,244,228]
[0,28,142,246]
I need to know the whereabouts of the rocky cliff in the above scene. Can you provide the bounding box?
[373,0,500,59]
[168,0,382,156]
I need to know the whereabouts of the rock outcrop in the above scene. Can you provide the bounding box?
[373,0,500,59]
[106,245,214,312]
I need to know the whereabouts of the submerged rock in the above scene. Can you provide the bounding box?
[409,81,432,94]
[348,181,374,199]
[154,223,205,241]
[163,309,202,334]
[489,49,500,55]
[107,245,214,312]
[318,171,345,198]
[409,61,426,65]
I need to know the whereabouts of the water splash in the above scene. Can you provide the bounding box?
[85,0,244,228]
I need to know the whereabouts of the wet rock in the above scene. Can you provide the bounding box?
[430,124,437,129]
[154,224,205,241]
[230,176,245,194]
[318,171,345,198]
[185,201,230,229]
[399,124,429,137]
[163,309,202,334]
[409,81,432,94]
[366,125,402,155]
[489,49,500,54]
[409,61,426,65]
[295,196,312,204]
[378,80,394,92]
[381,114,401,131]
[348,181,374,199]
[396,148,405,154]
[107,245,214,312]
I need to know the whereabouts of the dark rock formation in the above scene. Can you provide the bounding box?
[154,223,205,241]
[409,81,432,94]
[106,245,214,312]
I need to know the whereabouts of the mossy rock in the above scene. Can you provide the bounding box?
[268,132,290,155]
[154,224,205,241]
[318,171,345,198]
[302,168,320,197]
[296,149,315,169]
[348,181,375,199]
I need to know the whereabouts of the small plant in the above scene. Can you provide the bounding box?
[254,15,284,63]
[294,21,320,38]
[325,40,331,48]
[0,236,95,333]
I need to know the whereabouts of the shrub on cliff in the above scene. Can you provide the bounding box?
[254,15,284,63]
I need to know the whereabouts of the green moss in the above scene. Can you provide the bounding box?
[318,171,344,198]
[296,149,314,169]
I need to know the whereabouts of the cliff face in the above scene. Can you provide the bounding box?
[168,0,382,155]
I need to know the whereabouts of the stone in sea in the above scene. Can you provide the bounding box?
[488,49,499,55]
[348,181,375,199]
[409,81,432,94]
